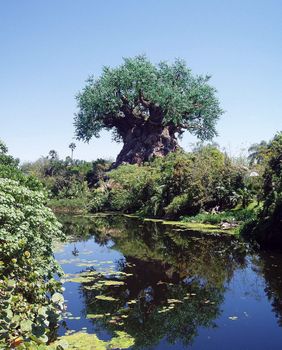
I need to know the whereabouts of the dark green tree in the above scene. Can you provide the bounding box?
[48,149,59,161]
[75,56,223,166]
[69,142,76,160]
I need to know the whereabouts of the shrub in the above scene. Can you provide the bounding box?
[92,147,247,219]
[181,207,257,225]
[88,188,110,212]
[243,132,282,247]
[0,142,64,348]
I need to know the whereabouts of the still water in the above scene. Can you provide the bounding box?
[54,214,282,349]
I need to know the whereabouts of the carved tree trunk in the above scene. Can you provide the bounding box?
[112,124,180,168]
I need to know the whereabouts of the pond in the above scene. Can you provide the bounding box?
[54,214,282,349]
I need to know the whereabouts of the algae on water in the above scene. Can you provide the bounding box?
[54,331,135,350]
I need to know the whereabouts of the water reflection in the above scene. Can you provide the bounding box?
[56,214,282,349]
[256,251,282,327]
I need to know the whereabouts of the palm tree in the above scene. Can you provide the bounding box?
[48,149,58,161]
[248,140,268,165]
[69,142,76,160]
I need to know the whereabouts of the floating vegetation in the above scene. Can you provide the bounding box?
[95,295,118,301]
[55,331,135,349]
[86,314,105,319]
[64,276,93,283]
[103,280,125,286]
[158,307,172,313]
[50,214,269,350]
[167,299,183,304]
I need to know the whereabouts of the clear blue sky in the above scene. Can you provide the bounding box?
[1,0,281,162]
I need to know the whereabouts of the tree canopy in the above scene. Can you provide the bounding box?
[75,56,223,165]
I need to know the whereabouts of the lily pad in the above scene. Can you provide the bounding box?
[95,295,117,301]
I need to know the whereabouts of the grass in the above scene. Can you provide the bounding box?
[180,202,261,227]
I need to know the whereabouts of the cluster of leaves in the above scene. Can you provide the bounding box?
[75,55,223,143]
[89,145,250,218]
[243,132,282,247]
[0,142,64,348]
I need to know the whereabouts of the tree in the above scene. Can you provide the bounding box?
[248,140,268,165]
[48,149,59,161]
[75,56,223,167]
[69,142,76,160]
[0,139,19,167]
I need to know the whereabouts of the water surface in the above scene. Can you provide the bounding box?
[54,214,282,349]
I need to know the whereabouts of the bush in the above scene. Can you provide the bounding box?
[0,142,64,348]
[91,147,247,219]
[243,132,282,247]
[88,188,110,213]
[181,207,257,225]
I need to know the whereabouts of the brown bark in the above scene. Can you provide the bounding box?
[111,123,180,168]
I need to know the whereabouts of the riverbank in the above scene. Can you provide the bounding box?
[49,198,252,235]
[48,198,260,237]
[122,214,237,234]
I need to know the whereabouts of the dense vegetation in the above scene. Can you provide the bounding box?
[1,54,280,349]
[19,131,281,249]
[0,138,280,348]
[75,56,223,167]
[0,142,64,348]
[243,132,282,247]
[21,144,257,219]
[89,145,258,220]
[22,150,111,212]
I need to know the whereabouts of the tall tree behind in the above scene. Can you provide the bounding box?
[75,56,223,167]
[69,142,76,160]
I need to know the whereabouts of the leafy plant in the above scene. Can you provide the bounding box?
[0,142,64,348]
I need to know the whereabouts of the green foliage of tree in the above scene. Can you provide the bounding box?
[75,56,223,166]
[69,142,76,160]
[0,140,19,168]
[0,141,64,348]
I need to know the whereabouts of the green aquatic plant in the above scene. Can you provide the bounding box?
[95,295,118,301]
[13,331,134,350]
[54,331,134,350]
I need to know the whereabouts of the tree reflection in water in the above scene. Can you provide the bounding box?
[59,214,282,349]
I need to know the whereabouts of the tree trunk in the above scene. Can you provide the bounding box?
[112,124,180,168]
